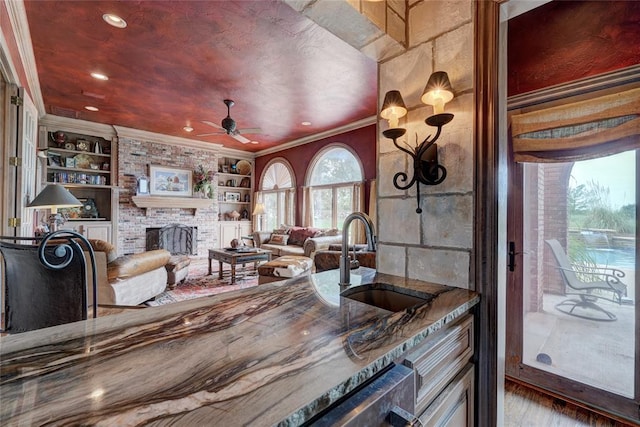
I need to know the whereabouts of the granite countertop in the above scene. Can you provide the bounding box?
[0,268,479,426]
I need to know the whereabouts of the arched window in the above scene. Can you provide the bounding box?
[257,159,295,230]
[305,145,364,230]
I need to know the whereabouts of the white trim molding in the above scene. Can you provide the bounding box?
[5,0,45,115]
[113,125,223,152]
[0,27,19,84]
[255,115,376,157]
[41,114,117,139]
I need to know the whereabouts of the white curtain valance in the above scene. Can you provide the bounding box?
[511,87,640,162]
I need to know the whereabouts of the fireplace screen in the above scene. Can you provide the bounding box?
[146,224,196,255]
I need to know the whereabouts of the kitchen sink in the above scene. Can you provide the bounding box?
[340,283,434,312]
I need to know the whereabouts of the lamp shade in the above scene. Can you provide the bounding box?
[421,71,454,114]
[380,90,407,128]
[27,184,82,213]
[253,202,265,216]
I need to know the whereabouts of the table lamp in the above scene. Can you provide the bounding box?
[28,184,82,232]
[253,202,265,231]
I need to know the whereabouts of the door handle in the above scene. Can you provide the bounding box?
[508,241,516,272]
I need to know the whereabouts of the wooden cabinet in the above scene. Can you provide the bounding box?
[39,118,118,244]
[218,221,252,248]
[44,131,115,188]
[67,220,112,242]
[217,156,253,221]
[402,314,475,426]
[216,156,253,248]
[418,365,474,426]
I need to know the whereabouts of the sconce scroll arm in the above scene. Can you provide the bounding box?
[391,135,416,158]
[415,123,447,186]
[389,135,418,191]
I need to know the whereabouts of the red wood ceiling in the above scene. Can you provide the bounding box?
[24,1,378,152]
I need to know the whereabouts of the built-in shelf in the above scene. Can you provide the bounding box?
[132,196,213,214]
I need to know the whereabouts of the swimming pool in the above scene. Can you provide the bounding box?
[586,248,636,269]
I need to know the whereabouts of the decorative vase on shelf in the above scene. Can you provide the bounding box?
[198,183,212,199]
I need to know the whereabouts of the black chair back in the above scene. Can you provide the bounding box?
[0,231,97,333]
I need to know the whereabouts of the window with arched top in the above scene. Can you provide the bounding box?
[257,159,295,231]
[305,145,364,230]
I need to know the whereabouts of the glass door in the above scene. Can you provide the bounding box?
[506,88,639,422]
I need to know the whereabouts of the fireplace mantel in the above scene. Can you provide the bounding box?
[132,196,213,214]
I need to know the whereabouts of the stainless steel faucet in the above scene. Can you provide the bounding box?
[339,212,376,286]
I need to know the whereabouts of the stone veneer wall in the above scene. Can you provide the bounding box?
[377,1,474,289]
[117,136,219,256]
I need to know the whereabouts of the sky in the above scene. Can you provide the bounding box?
[570,150,636,209]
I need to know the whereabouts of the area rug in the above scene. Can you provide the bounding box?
[145,258,259,307]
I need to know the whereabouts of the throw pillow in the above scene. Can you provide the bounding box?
[315,228,339,237]
[268,234,289,246]
[288,228,318,246]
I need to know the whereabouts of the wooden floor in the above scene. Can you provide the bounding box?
[504,380,636,427]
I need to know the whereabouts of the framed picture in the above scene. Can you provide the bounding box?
[149,165,193,197]
[136,175,150,196]
[48,153,61,167]
[65,157,75,168]
[225,191,241,202]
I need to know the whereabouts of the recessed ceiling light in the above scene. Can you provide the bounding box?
[102,13,127,28]
[84,106,99,111]
[250,140,259,145]
[90,72,109,81]
[183,126,193,132]
[301,121,312,126]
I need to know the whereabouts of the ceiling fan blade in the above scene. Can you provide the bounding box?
[196,132,225,137]
[237,127,262,134]
[201,120,225,130]
[232,134,251,144]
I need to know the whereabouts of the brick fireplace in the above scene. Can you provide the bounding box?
[117,135,219,257]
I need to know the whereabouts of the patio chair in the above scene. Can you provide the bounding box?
[0,230,98,333]
[545,239,627,321]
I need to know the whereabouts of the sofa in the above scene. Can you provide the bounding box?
[252,226,342,259]
[88,240,171,306]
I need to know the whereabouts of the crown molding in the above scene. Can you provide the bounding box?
[40,115,117,139]
[5,0,45,115]
[113,125,224,152]
[255,116,376,157]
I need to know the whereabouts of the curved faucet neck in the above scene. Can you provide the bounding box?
[340,212,376,286]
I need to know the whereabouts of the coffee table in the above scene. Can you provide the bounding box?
[208,248,272,284]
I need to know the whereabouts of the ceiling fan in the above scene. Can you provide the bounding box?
[198,99,261,144]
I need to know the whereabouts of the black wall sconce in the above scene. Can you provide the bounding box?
[381,71,454,213]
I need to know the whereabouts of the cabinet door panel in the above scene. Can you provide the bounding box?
[238,222,252,237]
[403,315,474,413]
[418,364,474,427]
[72,222,112,243]
[219,223,238,248]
